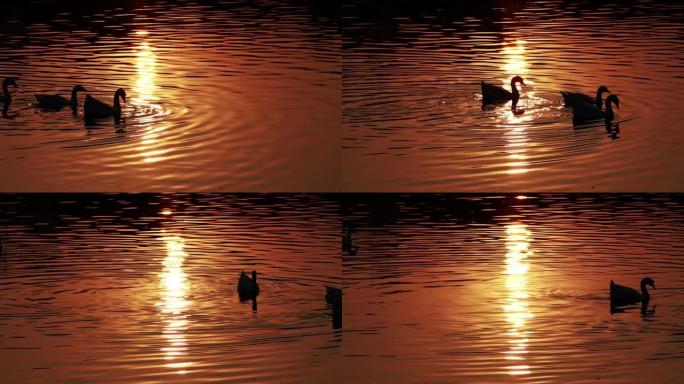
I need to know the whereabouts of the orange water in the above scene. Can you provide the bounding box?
[343,194,684,383]
[343,1,684,191]
[0,194,341,383]
[0,2,339,191]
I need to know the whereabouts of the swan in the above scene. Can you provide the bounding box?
[35,85,88,110]
[1,77,18,105]
[572,94,619,123]
[481,76,525,104]
[610,277,655,308]
[237,270,260,299]
[325,286,342,308]
[561,85,609,109]
[84,88,126,120]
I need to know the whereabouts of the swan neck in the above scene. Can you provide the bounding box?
[511,82,520,99]
[71,88,79,106]
[595,90,604,108]
[605,100,614,115]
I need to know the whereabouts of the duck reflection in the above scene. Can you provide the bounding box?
[158,235,192,374]
[503,223,534,376]
[326,286,342,329]
[606,121,620,140]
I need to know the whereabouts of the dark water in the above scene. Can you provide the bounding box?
[343,194,684,383]
[343,1,684,191]
[0,194,341,383]
[0,1,339,191]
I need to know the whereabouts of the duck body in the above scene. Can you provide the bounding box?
[610,277,654,308]
[561,86,609,108]
[481,76,525,104]
[36,85,87,110]
[36,94,69,108]
[1,77,18,105]
[84,88,126,120]
[237,270,260,299]
[572,94,619,123]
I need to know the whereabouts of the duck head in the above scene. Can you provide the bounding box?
[606,94,620,109]
[641,277,655,290]
[510,76,525,86]
[115,88,126,103]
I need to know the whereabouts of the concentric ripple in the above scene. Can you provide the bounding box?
[343,0,684,191]
[0,1,340,191]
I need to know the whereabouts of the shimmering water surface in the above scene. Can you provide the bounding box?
[0,1,339,191]
[343,1,684,191]
[343,194,684,383]
[0,194,341,383]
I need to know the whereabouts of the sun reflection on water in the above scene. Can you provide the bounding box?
[159,235,192,374]
[501,40,529,79]
[134,32,170,164]
[503,223,534,376]
[135,34,157,103]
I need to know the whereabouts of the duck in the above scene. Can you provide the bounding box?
[325,286,342,308]
[35,85,88,110]
[561,85,610,109]
[610,277,655,308]
[84,88,126,121]
[572,94,619,123]
[237,270,260,299]
[481,76,525,104]
[1,77,18,105]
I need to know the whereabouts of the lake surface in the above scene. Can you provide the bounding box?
[0,194,341,383]
[342,194,684,383]
[342,1,684,191]
[0,1,339,191]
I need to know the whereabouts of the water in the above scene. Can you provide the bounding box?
[0,1,340,191]
[342,1,684,191]
[0,194,341,383]
[342,194,684,383]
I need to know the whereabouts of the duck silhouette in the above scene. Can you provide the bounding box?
[36,85,88,111]
[237,270,260,301]
[481,76,525,104]
[561,85,610,109]
[572,94,619,124]
[1,77,18,106]
[84,88,126,122]
[610,277,655,309]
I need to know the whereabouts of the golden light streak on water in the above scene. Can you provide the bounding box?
[503,223,534,376]
[159,235,192,374]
